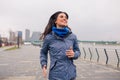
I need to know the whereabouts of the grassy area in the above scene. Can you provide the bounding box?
[5,46,19,51]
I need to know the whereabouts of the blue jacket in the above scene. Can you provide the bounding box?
[40,31,80,80]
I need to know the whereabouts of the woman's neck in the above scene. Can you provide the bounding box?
[56,25,64,29]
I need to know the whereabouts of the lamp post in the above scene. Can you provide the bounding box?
[17,31,22,48]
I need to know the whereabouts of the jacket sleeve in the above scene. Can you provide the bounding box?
[72,35,81,60]
[40,37,49,68]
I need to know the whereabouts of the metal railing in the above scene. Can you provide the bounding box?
[80,46,120,68]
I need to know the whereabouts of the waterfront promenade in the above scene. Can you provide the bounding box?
[0,45,120,80]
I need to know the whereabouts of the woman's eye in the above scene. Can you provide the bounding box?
[60,16,63,18]
[60,16,67,19]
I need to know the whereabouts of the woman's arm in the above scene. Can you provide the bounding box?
[40,36,50,78]
[66,35,81,59]
[40,36,49,68]
[72,35,81,59]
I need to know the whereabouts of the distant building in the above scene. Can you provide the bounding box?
[0,35,2,47]
[0,37,8,46]
[9,31,16,43]
[25,29,30,41]
[30,32,41,42]
[24,29,41,43]
[1,37,8,43]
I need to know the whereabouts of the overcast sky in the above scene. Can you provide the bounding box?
[0,0,120,41]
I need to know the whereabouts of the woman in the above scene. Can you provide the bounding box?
[40,11,80,80]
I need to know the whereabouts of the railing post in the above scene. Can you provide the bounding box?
[88,48,92,61]
[104,49,108,65]
[83,48,86,59]
[115,49,119,67]
[95,48,99,62]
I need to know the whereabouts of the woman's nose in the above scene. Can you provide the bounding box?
[63,17,67,20]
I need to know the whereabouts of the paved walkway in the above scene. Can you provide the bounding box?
[0,45,120,80]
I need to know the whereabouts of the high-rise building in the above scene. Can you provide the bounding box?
[9,31,16,43]
[25,29,30,41]
[30,32,41,42]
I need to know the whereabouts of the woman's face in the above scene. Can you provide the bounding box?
[55,13,68,27]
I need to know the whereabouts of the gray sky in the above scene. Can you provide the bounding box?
[0,0,120,41]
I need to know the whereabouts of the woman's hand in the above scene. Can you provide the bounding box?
[42,65,47,78]
[66,47,74,58]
